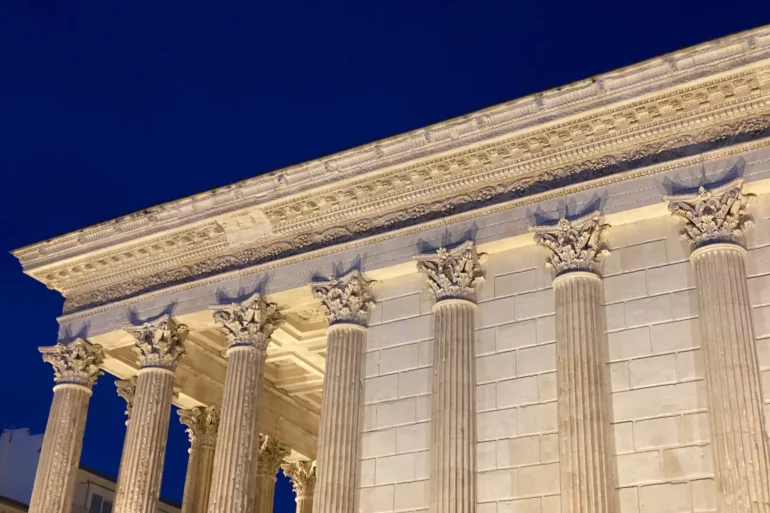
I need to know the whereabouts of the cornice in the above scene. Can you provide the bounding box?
[12,26,770,270]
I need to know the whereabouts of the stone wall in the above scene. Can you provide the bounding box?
[359,191,770,513]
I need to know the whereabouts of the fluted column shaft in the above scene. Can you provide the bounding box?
[313,324,366,513]
[553,272,616,513]
[182,442,216,513]
[255,475,276,513]
[207,346,266,513]
[296,495,313,513]
[691,244,770,512]
[28,384,92,513]
[113,367,176,513]
[430,299,477,513]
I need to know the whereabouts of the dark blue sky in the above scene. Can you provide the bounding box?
[1,0,769,509]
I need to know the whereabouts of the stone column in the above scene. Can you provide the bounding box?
[29,339,103,513]
[667,179,770,512]
[415,241,483,513]
[311,270,375,513]
[254,435,291,513]
[113,316,188,513]
[282,461,316,513]
[179,406,220,513]
[206,294,284,513]
[531,212,617,513]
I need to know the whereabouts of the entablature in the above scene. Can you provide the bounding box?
[12,27,770,315]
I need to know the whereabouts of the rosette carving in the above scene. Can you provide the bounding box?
[665,178,755,248]
[39,338,103,388]
[115,376,138,422]
[256,435,291,477]
[123,316,188,370]
[281,461,317,499]
[530,211,610,277]
[415,241,484,302]
[178,405,220,449]
[311,270,375,326]
[210,293,284,350]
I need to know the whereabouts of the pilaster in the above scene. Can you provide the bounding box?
[254,435,291,513]
[531,212,617,513]
[282,461,316,513]
[113,316,187,513]
[311,270,374,513]
[179,406,220,513]
[206,293,284,513]
[415,241,483,513]
[29,339,103,513]
[667,179,770,512]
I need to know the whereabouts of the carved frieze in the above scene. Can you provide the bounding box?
[115,376,137,423]
[39,338,103,388]
[122,316,188,370]
[531,212,610,277]
[256,435,291,477]
[281,461,316,499]
[311,270,375,326]
[210,293,283,350]
[178,405,220,449]
[666,178,754,248]
[415,241,484,302]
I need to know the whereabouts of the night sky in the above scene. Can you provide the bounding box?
[1,1,769,509]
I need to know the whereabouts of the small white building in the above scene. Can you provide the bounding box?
[0,429,180,513]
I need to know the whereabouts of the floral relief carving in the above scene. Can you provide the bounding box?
[666,178,755,248]
[311,270,375,326]
[281,461,316,499]
[123,316,188,370]
[178,405,220,450]
[115,376,138,423]
[210,293,284,350]
[531,211,610,277]
[39,338,103,388]
[415,241,485,302]
[256,435,291,477]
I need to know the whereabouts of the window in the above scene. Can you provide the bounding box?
[88,494,113,513]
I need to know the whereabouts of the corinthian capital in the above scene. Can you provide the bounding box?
[123,316,188,371]
[115,376,137,423]
[281,461,317,499]
[311,270,375,326]
[210,293,283,350]
[256,435,291,477]
[415,241,484,302]
[178,406,220,450]
[665,178,755,249]
[530,211,610,277]
[39,338,103,388]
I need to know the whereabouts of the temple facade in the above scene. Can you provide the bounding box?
[12,25,770,513]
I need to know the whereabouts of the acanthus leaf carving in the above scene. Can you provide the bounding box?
[115,376,138,424]
[256,435,291,477]
[122,316,188,371]
[210,293,283,351]
[311,270,375,326]
[281,460,317,499]
[39,338,103,388]
[530,211,610,277]
[415,241,485,302]
[665,178,754,248]
[178,405,220,450]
